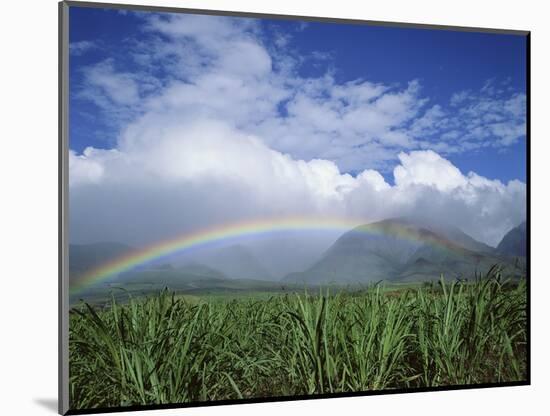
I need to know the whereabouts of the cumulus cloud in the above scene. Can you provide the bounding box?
[69,13,527,252]
[70,113,525,247]
[394,150,467,192]
[74,13,525,174]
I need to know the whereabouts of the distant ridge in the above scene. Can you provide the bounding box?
[199,245,274,280]
[69,242,134,283]
[173,244,274,281]
[70,219,526,291]
[284,218,519,284]
[497,221,527,257]
[401,215,495,254]
[116,262,229,287]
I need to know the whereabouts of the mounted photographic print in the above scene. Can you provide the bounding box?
[59,1,530,414]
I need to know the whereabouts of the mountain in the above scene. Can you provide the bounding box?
[115,262,229,287]
[182,245,274,281]
[69,242,134,281]
[497,221,527,257]
[243,231,343,279]
[405,216,495,254]
[284,218,512,285]
[71,261,296,306]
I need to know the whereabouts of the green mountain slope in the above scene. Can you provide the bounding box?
[284,218,517,284]
[497,221,527,257]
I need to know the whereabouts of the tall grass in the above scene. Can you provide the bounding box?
[69,269,527,409]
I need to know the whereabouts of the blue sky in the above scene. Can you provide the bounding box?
[68,6,527,246]
[69,7,527,183]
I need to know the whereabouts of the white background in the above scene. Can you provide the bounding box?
[0,0,548,415]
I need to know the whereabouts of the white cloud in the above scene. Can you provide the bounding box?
[443,85,526,149]
[74,14,436,173]
[394,150,467,192]
[450,90,470,106]
[69,40,95,56]
[74,13,526,174]
[69,13,526,251]
[70,113,525,247]
[69,149,106,186]
[82,60,140,106]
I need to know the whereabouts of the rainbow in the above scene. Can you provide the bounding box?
[70,216,373,294]
[70,215,456,294]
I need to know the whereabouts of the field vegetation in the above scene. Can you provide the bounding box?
[69,267,527,410]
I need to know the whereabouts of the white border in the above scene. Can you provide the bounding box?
[1,1,548,415]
